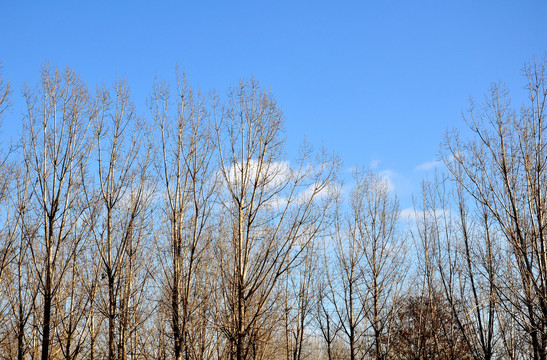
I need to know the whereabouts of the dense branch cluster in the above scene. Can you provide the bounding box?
[0,57,545,359]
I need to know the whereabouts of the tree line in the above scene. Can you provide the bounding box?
[0,57,545,359]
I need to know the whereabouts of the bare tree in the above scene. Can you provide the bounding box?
[281,234,321,360]
[22,64,96,360]
[327,168,405,360]
[150,71,217,360]
[0,163,37,360]
[0,64,14,286]
[408,178,479,360]
[89,78,154,360]
[212,78,338,360]
[315,265,342,360]
[445,57,547,360]
[328,194,369,360]
[355,169,405,360]
[54,242,93,360]
[412,173,500,360]
[0,161,21,358]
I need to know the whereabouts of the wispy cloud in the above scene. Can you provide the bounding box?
[222,160,292,191]
[399,207,452,222]
[399,207,416,221]
[414,159,442,172]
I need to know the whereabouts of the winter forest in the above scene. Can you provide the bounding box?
[0,57,546,360]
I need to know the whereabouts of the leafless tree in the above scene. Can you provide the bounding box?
[328,192,369,360]
[89,78,154,360]
[327,168,405,360]
[280,234,322,360]
[0,64,14,289]
[444,56,547,360]
[0,163,38,360]
[354,169,406,360]
[21,64,96,360]
[150,70,218,360]
[410,175,500,360]
[315,265,342,360]
[212,78,338,360]
[412,173,500,360]
[54,240,92,360]
[10,59,547,360]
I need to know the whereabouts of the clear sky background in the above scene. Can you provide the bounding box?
[1,1,546,210]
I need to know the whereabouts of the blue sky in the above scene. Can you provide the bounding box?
[1,1,546,209]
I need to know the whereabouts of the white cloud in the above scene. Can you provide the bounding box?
[414,159,443,172]
[222,160,292,191]
[399,207,452,222]
[220,159,339,211]
[399,207,416,221]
